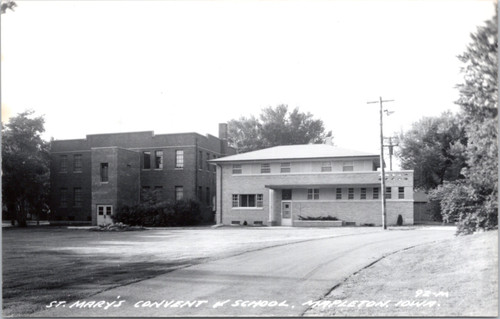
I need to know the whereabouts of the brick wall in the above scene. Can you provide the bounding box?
[50,127,234,224]
[216,163,414,226]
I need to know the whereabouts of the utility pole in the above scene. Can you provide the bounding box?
[383,136,399,171]
[367,97,394,230]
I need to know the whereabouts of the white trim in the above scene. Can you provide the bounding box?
[231,207,264,210]
[292,199,414,203]
[230,171,412,177]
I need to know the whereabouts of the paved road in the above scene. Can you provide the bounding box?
[34,228,454,317]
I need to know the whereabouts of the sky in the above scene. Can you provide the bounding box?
[1,0,497,167]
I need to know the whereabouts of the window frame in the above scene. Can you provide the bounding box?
[175,150,184,169]
[73,187,82,207]
[307,188,320,200]
[60,155,68,173]
[280,162,291,173]
[154,150,163,169]
[343,161,354,172]
[348,188,354,200]
[336,188,342,200]
[100,163,109,183]
[175,186,184,201]
[73,154,83,173]
[398,187,405,199]
[321,161,332,172]
[385,187,392,199]
[360,188,367,200]
[232,164,242,174]
[232,194,264,208]
[261,163,271,174]
[373,187,379,199]
[143,151,151,170]
[60,188,68,208]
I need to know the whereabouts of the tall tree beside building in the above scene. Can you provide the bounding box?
[396,112,467,190]
[402,12,498,234]
[228,105,331,153]
[442,10,498,234]
[2,110,50,227]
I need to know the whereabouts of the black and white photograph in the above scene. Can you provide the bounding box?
[1,0,498,317]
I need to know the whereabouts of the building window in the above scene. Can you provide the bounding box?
[232,194,239,207]
[361,188,367,200]
[280,162,291,173]
[60,188,68,208]
[385,187,392,199]
[348,188,354,200]
[373,187,379,199]
[175,150,184,169]
[232,164,242,174]
[175,186,184,201]
[336,188,342,200]
[307,188,320,200]
[60,155,68,173]
[155,150,163,169]
[73,187,82,207]
[199,151,203,170]
[282,189,292,200]
[154,186,163,198]
[213,155,217,172]
[232,194,263,208]
[206,152,210,171]
[143,151,151,169]
[256,194,263,207]
[206,187,210,205]
[100,163,108,182]
[141,186,151,202]
[343,161,354,172]
[321,162,332,172]
[398,187,405,199]
[261,163,271,174]
[73,154,82,173]
[198,186,203,200]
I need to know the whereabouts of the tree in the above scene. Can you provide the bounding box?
[227,115,265,153]
[396,111,467,190]
[1,0,17,14]
[431,11,498,234]
[228,105,331,152]
[2,110,50,227]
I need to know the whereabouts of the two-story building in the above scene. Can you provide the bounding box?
[211,144,414,226]
[50,124,235,225]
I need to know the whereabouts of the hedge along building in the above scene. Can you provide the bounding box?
[210,144,414,226]
[49,124,235,225]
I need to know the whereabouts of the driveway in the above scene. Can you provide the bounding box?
[33,227,454,317]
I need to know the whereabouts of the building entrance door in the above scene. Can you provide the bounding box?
[281,201,292,226]
[97,205,113,226]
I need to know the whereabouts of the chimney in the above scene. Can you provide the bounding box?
[218,123,228,140]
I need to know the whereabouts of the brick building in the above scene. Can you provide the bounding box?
[211,144,414,226]
[49,124,235,225]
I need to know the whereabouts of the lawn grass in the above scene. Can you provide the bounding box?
[304,230,498,317]
[3,226,376,317]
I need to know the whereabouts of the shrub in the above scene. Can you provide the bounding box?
[112,199,202,227]
[429,181,498,235]
[397,214,403,226]
[298,215,339,221]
